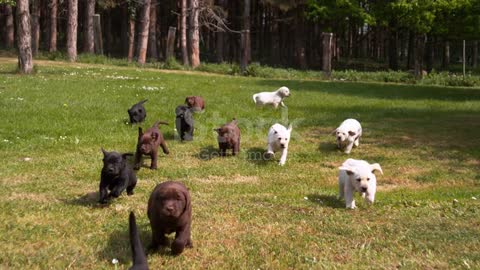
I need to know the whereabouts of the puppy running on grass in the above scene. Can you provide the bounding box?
[333,118,362,154]
[338,158,383,209]
[99,148,137,204]
[266,123,292,166]
[252,86,291,108]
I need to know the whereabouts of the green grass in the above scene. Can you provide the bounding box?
[0,57,479,269]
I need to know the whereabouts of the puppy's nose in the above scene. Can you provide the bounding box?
[337,136,341,140]
[280,144,285,148]
[166,205,175,213]
[361,187,368,192]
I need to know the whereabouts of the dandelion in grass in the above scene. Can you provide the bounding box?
[112,258,118,269]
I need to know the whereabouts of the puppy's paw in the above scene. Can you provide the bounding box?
[171,241,186,255]
[265,152,274,160]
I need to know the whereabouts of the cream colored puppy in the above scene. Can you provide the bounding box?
[338,158,383,209]
[253,86,291,108]
[267,123,292,166]
[333,118,362,154]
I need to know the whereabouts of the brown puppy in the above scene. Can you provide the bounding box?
[214,118,241,156]
[185,96,205,111]
[148,181,192,255]
[134,121,169,170]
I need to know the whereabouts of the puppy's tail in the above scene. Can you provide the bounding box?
[153,120,169,127]
[135,99,148,106]
[252,94,257,103]
[129,211,149,269]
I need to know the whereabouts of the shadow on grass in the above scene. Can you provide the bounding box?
[98,221,156,266]
[195,145,219,161]
[318,142,338,153]
[255,79,480,101]
[306,194,344,209]
[245,147,270,166]
[61,192,108,208]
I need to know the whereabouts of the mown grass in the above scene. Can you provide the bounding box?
[0,57,479,269]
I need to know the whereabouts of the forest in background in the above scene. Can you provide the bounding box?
[1,0,480,73]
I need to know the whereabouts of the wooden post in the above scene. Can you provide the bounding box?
[322,32,333,76]
[166,26,177,60]
[93,14,103,54]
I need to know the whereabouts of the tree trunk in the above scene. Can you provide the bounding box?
[137,0,151,65]
[188,0,200,68]
[93,14,103,54]
[425,35,434,72]
[407,31,414,69]
[322,32,333,76]
[473,41,478,68]
[127,18,135,62]
[240,0,251,72]
[148,0,158,60]
[121,5,128,56]
[166,26,176,60]
[442,40,450,69]
[31,0,40,56]
[5,4,15,49]
[84,0,95,53]
[181,0,189,65]
[388,27,398,70]
[414,34,426,79]
[16,0,33,73]
[243,0,251,62]
[294,6,306,69]
[49,0,57,52]
[67,0,78,62]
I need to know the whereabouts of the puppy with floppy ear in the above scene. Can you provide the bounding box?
[128,99,148,124]
[338,158,383,209]
[185,96,205,112]
[267,123,292,166]
[99,148,137,204]
[175,105,194,141]
[252,86,291,108]
[148,181,193,255]
[333,118,362,154]
[214,118,241,156]
[129,212,149,270]
[134,121,169,170]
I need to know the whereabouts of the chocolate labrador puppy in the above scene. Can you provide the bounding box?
[214,118,241,156]
[185,96,205,112]
[129,212,149,270]
[175,105,194,141]
[99,148,137,204]
[148,181,192,255]
[128,99,148,124]
[134,121,169,170]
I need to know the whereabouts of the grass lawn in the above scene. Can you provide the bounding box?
[0,57,479,269]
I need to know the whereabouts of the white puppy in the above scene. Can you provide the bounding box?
[253,86,291,108]
[267,123,292,166]
[338,158,383,209]
[333,118,362,154]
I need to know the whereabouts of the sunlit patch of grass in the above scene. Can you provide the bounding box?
[0,58,479,269]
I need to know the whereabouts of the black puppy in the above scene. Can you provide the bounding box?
[175,105,194,141]
[128,99,148,124]
[99,148,137,204]
[129,212,149,270]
